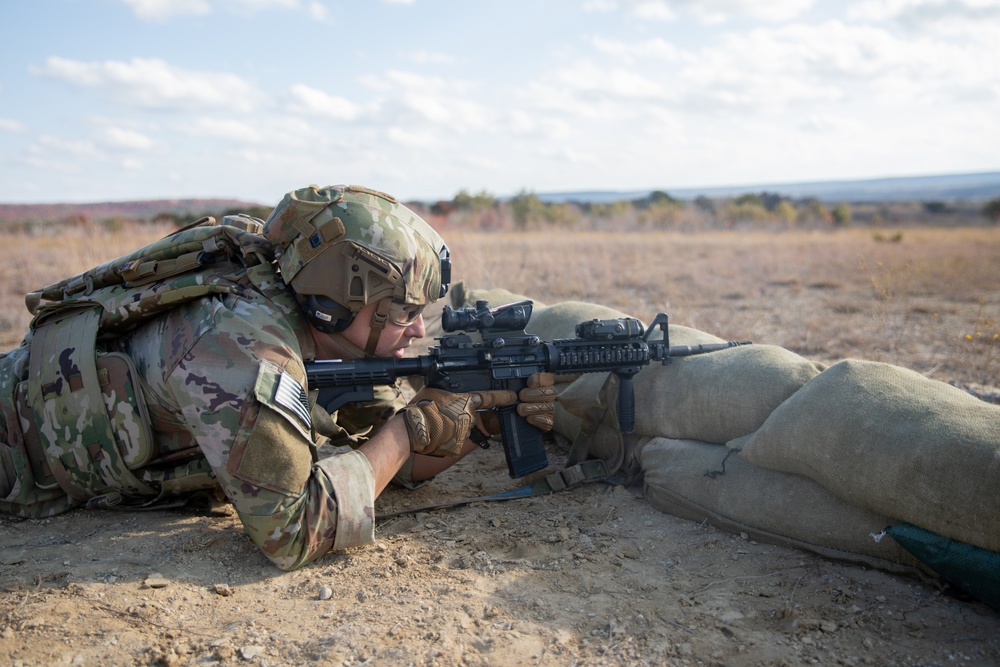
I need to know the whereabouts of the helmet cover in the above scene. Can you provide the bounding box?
[263,184,450,318]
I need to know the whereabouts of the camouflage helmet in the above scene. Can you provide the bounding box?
[263,184,451,336]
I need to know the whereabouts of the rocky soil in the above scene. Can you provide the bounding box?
[2,439,998,666]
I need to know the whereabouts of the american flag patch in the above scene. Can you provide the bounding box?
[274,371,312,429]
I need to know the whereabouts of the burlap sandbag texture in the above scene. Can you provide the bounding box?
[526,301,637,341]
[730,359,1000,553]
[641,437,928,574]
[450,282,543,311]
[559,343,826,445]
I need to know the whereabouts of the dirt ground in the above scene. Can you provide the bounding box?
[2,227,999,666]
[2,440,999,667]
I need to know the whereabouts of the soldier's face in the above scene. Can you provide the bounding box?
[339,301,426,359]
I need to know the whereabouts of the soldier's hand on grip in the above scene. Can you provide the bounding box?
[516,372,557,432]
[403,387,517,457]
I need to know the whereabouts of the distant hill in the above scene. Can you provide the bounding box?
[535,170,1000,204]
[2,171,999,223]
[0,198,268,223]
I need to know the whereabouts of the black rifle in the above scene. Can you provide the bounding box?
[305,300,749,479]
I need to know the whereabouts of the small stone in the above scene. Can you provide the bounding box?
[213,645,234,661]
[212,583,234,597]
[239,645,263,660]
[319,585,333,600]
[720,610,745,623]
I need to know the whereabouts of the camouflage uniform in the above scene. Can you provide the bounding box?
[0,258,404,570]
[122,261,406,569]
[0,185,447,570]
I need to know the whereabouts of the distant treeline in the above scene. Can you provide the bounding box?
[1,191,998,234]
[415,189,1000,231]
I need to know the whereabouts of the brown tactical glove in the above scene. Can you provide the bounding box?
[517,372,557,431]
[479,372,558,436]
[403,387,517,457]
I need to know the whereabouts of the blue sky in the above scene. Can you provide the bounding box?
[1,0,998,204]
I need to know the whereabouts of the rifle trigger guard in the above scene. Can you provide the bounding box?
[470,427,491,449]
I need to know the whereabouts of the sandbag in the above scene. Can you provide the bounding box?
[730,359,1000,553]
[448,282,543,311]
[526,301,637,340]
[524,301,641,449]
[641,437,927,574]
[560,343,826,444]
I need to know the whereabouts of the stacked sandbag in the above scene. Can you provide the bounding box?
[450,282,542,310]
[526,300,637,340]
[558,342,826,446]
[728,359,1000,553]
[641,438,928,574]
[525,301,641,446]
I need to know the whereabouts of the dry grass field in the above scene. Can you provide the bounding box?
[3,225,998,389]
[449,226,1000,391]
[2,224,999,666]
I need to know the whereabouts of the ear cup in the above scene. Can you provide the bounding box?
[305,294,354,333]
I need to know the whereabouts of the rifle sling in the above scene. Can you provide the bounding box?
[376,459,610,520]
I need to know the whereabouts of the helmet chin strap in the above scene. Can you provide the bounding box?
[363,298,392,358]
[329,298,391,359]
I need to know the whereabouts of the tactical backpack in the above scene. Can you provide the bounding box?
[0,215,275,518]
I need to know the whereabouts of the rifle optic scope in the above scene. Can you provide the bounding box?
[442,300,533,334]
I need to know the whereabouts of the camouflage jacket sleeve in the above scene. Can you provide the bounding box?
[128,292,378,570]
[320,383,407,448]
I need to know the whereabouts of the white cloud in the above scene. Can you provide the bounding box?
[29,135,101,162]
[287,84,362,121]
[848,0,1000,24]
[630,1,676,21]
[614,0,816,23]
[30,57,261,112]
[119,0,211,21]
[179,118,263,142]
[520,60,672,125]
[374,70,463,93]
[408,50,455,65]
[102,127,156,150]
[385,126,438,148]
[583,0,619,11]
[797,114,865,133]
[0,117,27,133]
[360,70,493,133]
[226,0,301,14]
[581,19,999,115]
[306,2,329,21]
[119,0,301,21]
[587,36,686,63]
[683,0,816,23]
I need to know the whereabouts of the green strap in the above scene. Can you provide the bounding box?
[376,459,609,520]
